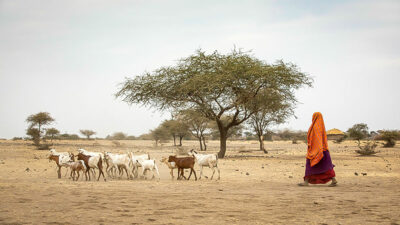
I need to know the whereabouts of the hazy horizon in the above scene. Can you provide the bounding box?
[1,0,399,139]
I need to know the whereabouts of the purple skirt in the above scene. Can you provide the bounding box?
[305,150,334,177]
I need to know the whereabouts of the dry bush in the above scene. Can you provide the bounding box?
[355,141,378,156]
[37,144,52,150]
[334,136,346,144]
[112,140,124,147]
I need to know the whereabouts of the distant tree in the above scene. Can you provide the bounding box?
[150,126,169,146]
[110,132,127,140]
[347,123,369,144]
[180,109,211,151]
[161,119,190,146]
[26,112,55,147]
[248,107,290,153]
[116,49,312,158]
[380,130,399,147]
[45,128,60,142]
[244,131,257,140]
[80,129,96,140]
[138,133,152,140]
[59,133,80,140]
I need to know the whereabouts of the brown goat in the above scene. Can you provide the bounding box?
[168,155,197,181]
[77,152,106,181]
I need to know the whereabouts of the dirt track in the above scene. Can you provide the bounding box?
[0,140,399,224]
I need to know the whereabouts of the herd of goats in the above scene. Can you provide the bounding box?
[48,148,221,181]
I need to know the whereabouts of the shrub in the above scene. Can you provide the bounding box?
[355,141,378,156]
[37,143,52,150]
[380,130,399,147]
[334,135,346,144]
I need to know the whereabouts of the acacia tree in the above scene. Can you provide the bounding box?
[45,128,60,142]
[180,109,211,151]
[161,119,189,146]
[248,106,290,153]
[80,129,96,140]
[26,112,55,146]
[116,49,312,158]
[347,123,369,144]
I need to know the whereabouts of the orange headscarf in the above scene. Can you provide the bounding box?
[307,112,329,167]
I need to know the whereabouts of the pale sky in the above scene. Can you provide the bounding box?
[0,0,399,139]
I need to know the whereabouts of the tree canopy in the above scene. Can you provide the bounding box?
[117,49,312,157]
[80,129,96,139]
[347,123,369,143]
[26,112,55,147]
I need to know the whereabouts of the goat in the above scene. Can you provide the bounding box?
[128,152,150,178]
[136,159,160,180]
[103,152,132,179]
[168,155,197,181]
[160,156,177,180]
[66,160,87,181]
[48,149,74,178]
[77,148,104,177]
[189,149,220,180]
[77,152,106,181]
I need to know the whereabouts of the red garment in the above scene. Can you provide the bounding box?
[304,169,335,184]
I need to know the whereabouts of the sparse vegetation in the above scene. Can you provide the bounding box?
[356,141,378,155]
[380,130,399,147]
[116,49,312,158]
[59,133,80,140]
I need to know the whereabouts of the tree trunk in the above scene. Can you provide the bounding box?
[217,127,228,158]
[258,135,268,153]
[173,135,176,146]
[198,137,203,151]
[202,136,207,151]
[179,136,183,146]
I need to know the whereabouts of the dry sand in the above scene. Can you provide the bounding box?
[0,139,399,224]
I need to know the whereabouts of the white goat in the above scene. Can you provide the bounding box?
[103,152,132,179]
[136,159,160,180]
[128,152,150,178]
[189,149,220,180]
[77,148,104,159]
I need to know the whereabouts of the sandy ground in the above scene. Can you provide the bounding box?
[0,139,399,225]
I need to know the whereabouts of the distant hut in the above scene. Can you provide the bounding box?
[327,128,345,140]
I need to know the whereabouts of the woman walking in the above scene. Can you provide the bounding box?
[298,112,338,186]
